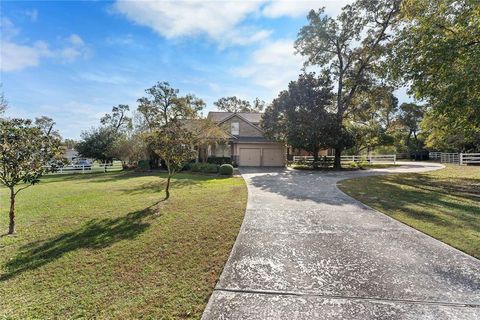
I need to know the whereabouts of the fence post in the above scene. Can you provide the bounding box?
[82,165,85,174]
[460,153,463,166]
[393,154,396,164]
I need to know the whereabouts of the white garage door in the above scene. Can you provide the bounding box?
[263,148,285,167]
[239,148,261,166]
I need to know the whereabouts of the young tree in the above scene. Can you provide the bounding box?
[0,119,61,234]
[100,104,132,133]
[295,0,401,167]
[263,73,353,164]
[146,121,197,200]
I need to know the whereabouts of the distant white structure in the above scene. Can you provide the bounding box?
[64,148,79,162]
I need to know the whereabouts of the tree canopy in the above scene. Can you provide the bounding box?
[295,0,401,167]
[263,73,353,162]
[214,96,264,113]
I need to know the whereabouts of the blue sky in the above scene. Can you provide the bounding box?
[1,0,409,139]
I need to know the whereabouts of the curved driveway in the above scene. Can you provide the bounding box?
[203,162,480,319]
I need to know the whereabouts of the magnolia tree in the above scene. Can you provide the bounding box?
[0,119,61,234]
[147,121,196,200]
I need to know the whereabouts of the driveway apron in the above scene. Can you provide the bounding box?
[202,162,480,319]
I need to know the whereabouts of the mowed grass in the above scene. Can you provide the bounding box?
[0,171,247,319]
[338,165,480,259]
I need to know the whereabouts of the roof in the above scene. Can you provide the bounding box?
[180,119,232,140]
[207,112,263,124]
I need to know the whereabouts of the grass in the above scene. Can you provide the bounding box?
[0,171,247,319]
[338,164,480,259]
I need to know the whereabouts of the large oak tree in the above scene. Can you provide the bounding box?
[295,0,401,167]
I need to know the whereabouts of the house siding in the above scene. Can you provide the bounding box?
[220,115,263,138]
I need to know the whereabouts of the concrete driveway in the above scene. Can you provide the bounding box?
[202,162,480,319]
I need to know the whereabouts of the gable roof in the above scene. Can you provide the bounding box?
[207,112,263,124]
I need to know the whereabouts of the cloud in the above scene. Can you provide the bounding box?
[77,72,130,85]
[25,9,38,22]
[262,0,353,19]
[113,0,270,46]
[232,39,304,93]
[1,41,52,72]
[0,18,91,72]
[59,34,92,62]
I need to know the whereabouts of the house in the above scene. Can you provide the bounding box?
[205,112,286,167]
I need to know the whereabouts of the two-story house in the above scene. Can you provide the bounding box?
[206,111,286,167]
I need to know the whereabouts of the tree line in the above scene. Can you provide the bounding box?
[262,0,479,166]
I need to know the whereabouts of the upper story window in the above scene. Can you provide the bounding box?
[231,122,239,135]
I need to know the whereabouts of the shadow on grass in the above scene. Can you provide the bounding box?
[0,206,159,282]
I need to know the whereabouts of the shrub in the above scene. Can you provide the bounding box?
[137,160,150,170]
[358,160,369,168]
[349,161,358,168]
[189,162,219,173]
[207,156,232,165]
[219,164,234,175]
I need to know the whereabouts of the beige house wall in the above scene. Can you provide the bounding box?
[220,115,263,137]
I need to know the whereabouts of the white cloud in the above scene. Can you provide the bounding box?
[59,34,91,62]
[113,0,270,46]
[0,18,91,72]
[262,0,353,19]
[77,72,130,85]
[1,41,52,72]
[25,9,38,22]
[232,39,304,92]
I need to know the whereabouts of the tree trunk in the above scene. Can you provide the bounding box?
[334,148,342,170]
[8,188,15,234]
[165,175,171,200]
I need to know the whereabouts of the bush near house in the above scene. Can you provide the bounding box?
[219,164,234,176]
[206,157,232,165]
[189,163,219,173]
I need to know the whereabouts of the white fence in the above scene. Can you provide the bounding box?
[440,153,459,164]
[292,154,396,164]
[44,163,123,175]
[438,152,480,165]
[429,152,442,160]
[460,153,480,165]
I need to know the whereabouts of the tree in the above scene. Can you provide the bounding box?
[295,0,401,168]
[395,1,479,115]
[0,84,7,115]
[397,103,425,151]
[34,116,61,139]
[390,0,480,151]
[146,121,197,200]
[214,96,265,113]
[100,104,132,133]
[421,109,480,153]
[0,119,61,234]
[76,127,117,163]
[347,86,397,154]
[263,73,353,165]
[137,82,204,129]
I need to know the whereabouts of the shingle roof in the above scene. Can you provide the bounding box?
[207,112,263,124]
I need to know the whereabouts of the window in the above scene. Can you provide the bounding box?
[231,122,239,135]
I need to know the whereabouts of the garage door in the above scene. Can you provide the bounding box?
[263,148,285,167]
[239,148,261,166]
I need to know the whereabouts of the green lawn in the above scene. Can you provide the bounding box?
[338,165,480,259]
[0,171,247,319]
